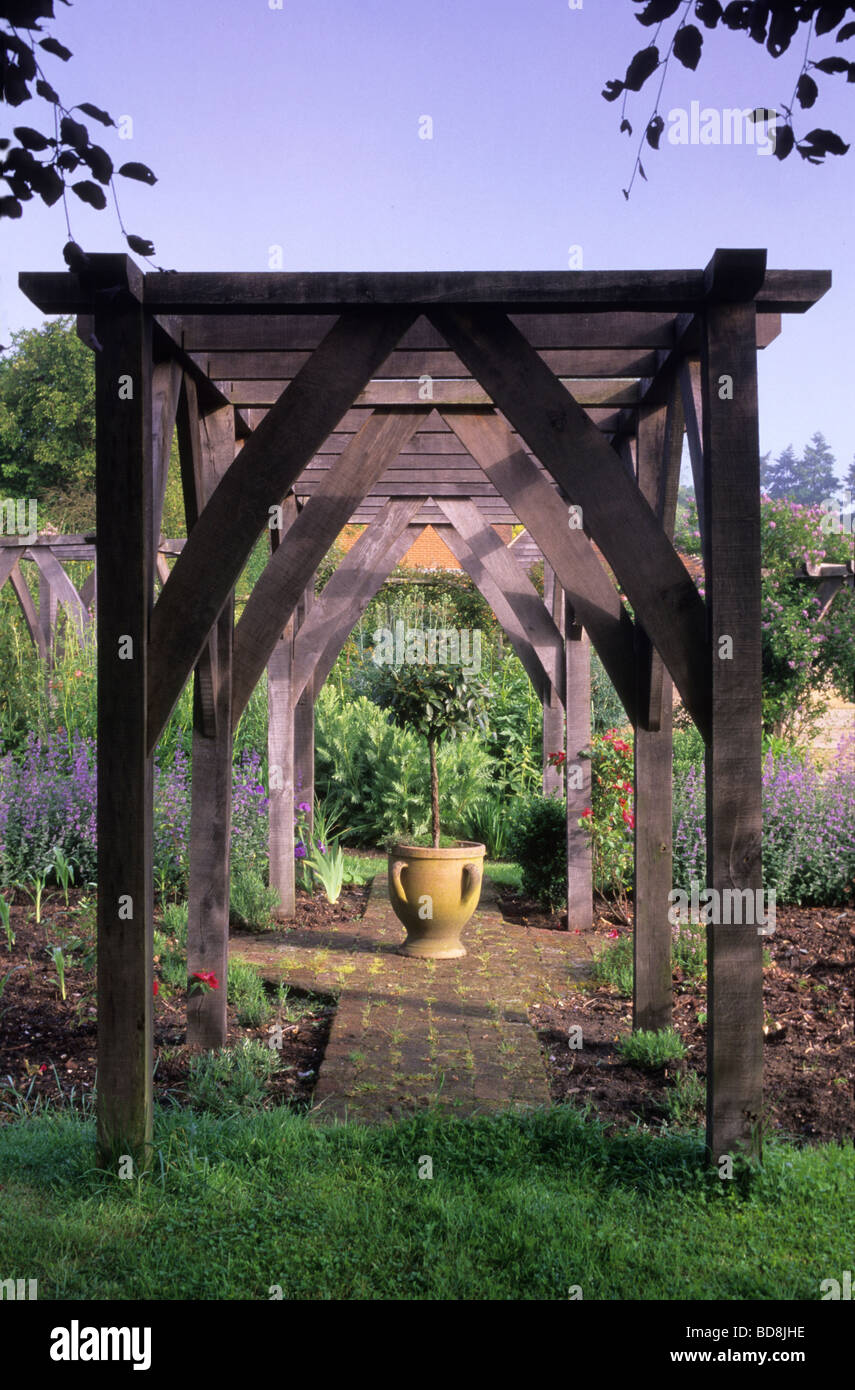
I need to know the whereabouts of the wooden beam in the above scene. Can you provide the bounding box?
[439,409,637,726]
[433,498,564,701]
[94,287,154,1171]
[197,348,661,380]
[231,408,427,722]
[267,495,299,918]
[291,497,426,702]
[701,287,764,1163]
[27,547,89,640]
[9,562,48,659]
[169,310,780,354]
[679,359,707,573]
[147,307,419,751]
[429,310,710,739]
[211,376,640,408]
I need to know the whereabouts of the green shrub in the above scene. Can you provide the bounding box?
[186,1039,277,1114]
[160,901,188,948]
[591,934,634,995]
[665,1069,706,1127]
[617,1027,687,1068]
[228,960,272,1028]
[230,869,279,932]
[507,795,566,911]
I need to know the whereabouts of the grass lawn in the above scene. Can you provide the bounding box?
[0,1104,850,1301]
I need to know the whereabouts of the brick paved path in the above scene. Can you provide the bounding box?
[230,874,593,1125]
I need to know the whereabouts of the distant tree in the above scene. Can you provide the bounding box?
[843,454,855,497]
[0,317,94,499]
[799,430,839,505]
[0,0,158,265]
[762,443,801,500]
[605,1,855,198]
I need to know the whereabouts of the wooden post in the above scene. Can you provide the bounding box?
[185,403,236,1050]
[294,581,315,828]
[94,272,154,1171]
[268,497,298,918]
[542,564,565,799]
[701,252,765,1162]
[565,607,592,930]
[632,391,682,1033]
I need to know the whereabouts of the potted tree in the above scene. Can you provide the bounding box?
[379,664,487,958]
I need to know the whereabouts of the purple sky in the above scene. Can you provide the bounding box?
[3,0,853,481]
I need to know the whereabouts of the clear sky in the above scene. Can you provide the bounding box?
[2,0,853,480]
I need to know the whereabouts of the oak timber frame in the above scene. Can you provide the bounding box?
[18,251,830,1170]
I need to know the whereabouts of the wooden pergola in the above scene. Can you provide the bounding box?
[18,250,830,1170]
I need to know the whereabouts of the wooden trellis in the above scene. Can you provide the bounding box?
[18,250,830,1170]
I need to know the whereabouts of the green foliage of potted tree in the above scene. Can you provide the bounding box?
[378,664,487,958]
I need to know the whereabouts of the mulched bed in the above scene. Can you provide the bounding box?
[499,886,854,1145]
[0,883,370,1117]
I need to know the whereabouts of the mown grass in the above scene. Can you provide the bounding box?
[0,1105,849,1300]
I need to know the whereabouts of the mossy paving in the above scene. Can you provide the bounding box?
[230,873,593,1126]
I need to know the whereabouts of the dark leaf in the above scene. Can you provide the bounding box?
[848,62,855,81]
[59,115,89,152]
[29,161,63,206]
[126,234,155,257]
[3,1,54,23]
[602,78,624,101]
[2,65,31,106]
[813,55,849,72]
[798,126,850,156]
[721,2,753,30]
[773,122,795,159]
[82,144,113,184]
[624,45,660,91]
[815,5,847,37]
[12,125,53,151]
[796,72,819,108]
[38,36,72,61]
[673,23,703,69]
[71,178,107,210]
[748,2,770,43]
[63,240,91,274]
[76,102,114,127]
[0,196,24,219]
[2,146,38,179]
[55,149,81,171]
[748,105,776,121]
[2,33,37,79]
[620,117,633,135]
[634,0,681,25]
[622,188,630,199]
[837,20,855,41]
[639,160,648,181]
[118,160,157,185]
[694,0,723,29]
[767,7,799,55]
[646,113,665,148]
[4,176,33,200]
[35,77,60,103]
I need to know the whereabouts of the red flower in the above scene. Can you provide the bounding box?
[581,808,593,819]
[192,970,220,990]
[153,980,159,996]
[38,1063,47,1074]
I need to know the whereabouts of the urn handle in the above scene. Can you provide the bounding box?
[390,859,408,906]
[461,861,481,908]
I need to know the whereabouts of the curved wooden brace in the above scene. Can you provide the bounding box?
[429,309,711,739]
[230,406,428,724]
[147,306,419,752]
[27,547,90,640]
[290,496,426,707]
[439,408,637,726]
